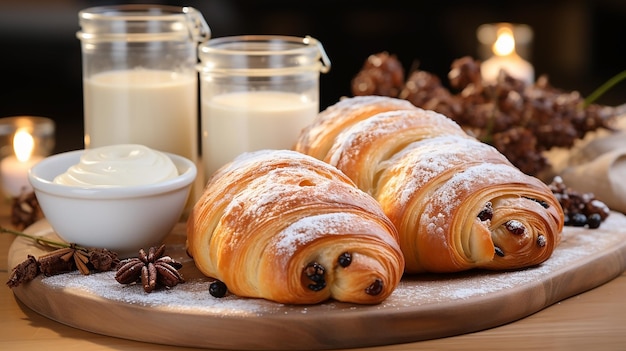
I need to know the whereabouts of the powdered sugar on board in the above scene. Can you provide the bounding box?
[384,212,626,307]
[32,211,626,315]
[41,272,280,315]
[9,213,626,350]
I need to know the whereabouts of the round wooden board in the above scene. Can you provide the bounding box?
[8,213,626,350]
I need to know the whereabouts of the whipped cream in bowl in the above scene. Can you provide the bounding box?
[53,144,179,187]
[28,144,197,257]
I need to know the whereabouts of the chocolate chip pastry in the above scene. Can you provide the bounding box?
[186,149,404,304]
[295,96,564,273]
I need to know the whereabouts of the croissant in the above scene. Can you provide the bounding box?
[295,95,419,160]
[295,96,564,274]
[187,149,405,304]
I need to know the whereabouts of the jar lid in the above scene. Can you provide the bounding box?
[76,5,210,43]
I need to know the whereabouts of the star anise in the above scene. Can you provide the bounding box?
[115,245,184,293]
[3,226,121,288]
[35,244,120,276]
[38,244,91,275]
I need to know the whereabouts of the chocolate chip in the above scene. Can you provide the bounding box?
[537,234,547,247]
[505,220,526,235]
[338,252,352,267]
[304,262,326,291]
[495,246,505,257]
[477,202,493,221]
[365,279,383,296]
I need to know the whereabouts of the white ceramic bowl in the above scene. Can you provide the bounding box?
[28,149,197,258]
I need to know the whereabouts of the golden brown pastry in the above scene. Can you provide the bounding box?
[295,96,564,273]
[187,149,405,304]
[295,95,419,160]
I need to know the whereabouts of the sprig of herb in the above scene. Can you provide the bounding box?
[583,69,626,108]
[0,226,74,250]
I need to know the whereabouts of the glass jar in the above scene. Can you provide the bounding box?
[197,35,331,179]
[77,5,210,163]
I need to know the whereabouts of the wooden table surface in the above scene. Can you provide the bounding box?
[1,201,626,351]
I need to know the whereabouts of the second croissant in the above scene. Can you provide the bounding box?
[295,96,565,274]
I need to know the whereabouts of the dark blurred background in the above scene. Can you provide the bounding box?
[1,0,625,154]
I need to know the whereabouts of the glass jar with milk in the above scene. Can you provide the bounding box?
[76,5,210,163]
[197,35,331,180]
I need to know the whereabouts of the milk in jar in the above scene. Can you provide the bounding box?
[77,4,210,164]
[84,69,197,161]
[202,91,318,175]
[198,35,331,180]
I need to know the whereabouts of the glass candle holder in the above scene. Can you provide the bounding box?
[0,116,55,198]
[476,23,534,84]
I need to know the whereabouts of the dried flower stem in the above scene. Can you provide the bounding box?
[0,226,77,250]
[583,70,626,108]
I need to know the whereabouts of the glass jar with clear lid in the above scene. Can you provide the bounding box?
[197,35,331,179]
[77,5,210,163]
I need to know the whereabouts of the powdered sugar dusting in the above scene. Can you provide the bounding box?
[379,135,505,208]
[38,213,626,314]
[273,212,355,257]
[296,96,418,159]
[327,110,469,182]
[321,96,416,124]
[42,272,279,315]
[421,163,526,231]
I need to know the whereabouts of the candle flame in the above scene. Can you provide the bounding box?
[492,27,516,57]
[13,129,35,162]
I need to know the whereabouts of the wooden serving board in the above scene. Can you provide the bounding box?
[8,212,626,350]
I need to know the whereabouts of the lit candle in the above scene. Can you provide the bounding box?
[1,128,43,197]
[480,25,534,84]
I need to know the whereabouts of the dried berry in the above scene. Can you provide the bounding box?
[587,213,603,229]
[569,213,588,227]
[209,280,228,298]
[549,176,609,229]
